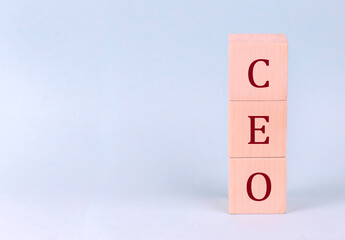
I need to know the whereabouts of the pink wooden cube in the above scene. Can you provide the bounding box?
[229,157,286,214]
[229,100,287,158]
[229,34,288,101]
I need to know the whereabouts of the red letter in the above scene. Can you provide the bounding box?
[248,116,269,144]
[248,59,269,88]
[247,172,271,201]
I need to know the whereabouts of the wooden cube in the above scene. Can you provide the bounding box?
[228,157,286,214]
[229,34,288,101]
[229,101,287,158]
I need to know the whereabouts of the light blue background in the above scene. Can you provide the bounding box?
[0,0,345,239]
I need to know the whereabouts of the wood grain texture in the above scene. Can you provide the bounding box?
[229,34,287,43]
[229,34,288,100]
[229,100,287,158]
[228,157,286,214]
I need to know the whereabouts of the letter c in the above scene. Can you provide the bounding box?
[248,59,269,88]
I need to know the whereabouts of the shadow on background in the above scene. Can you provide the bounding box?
[287,182,345,213]
[181,180,345,214]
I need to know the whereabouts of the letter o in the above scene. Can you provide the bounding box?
[246,172,271,201]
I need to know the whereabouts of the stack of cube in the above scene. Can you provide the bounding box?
[228,34,288,214]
